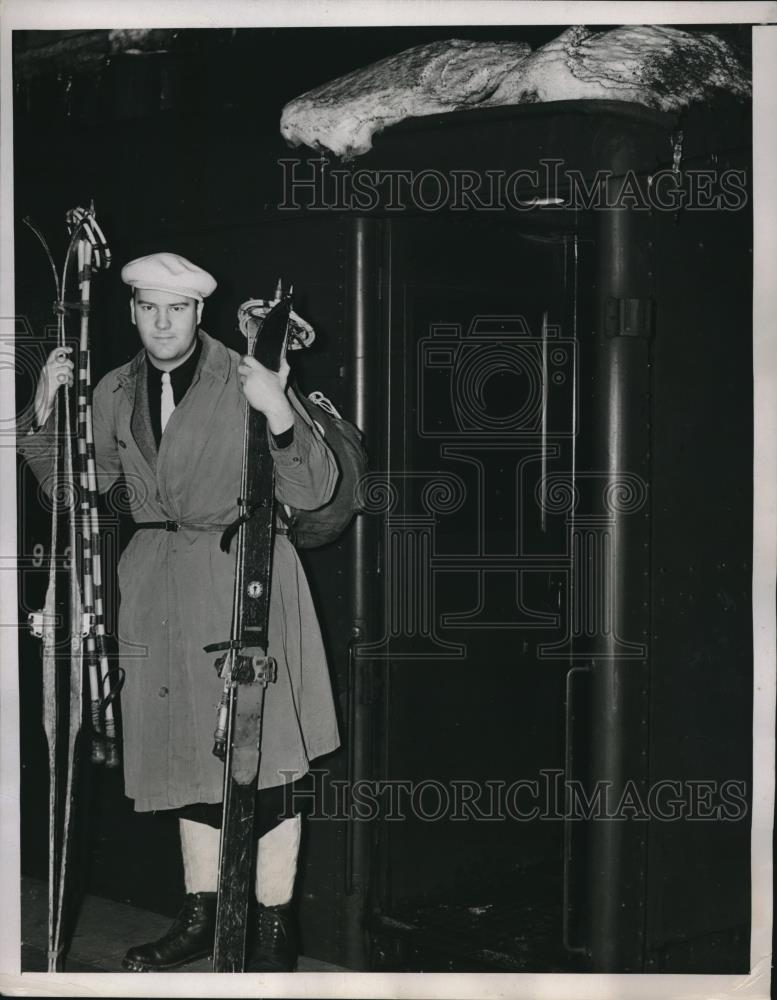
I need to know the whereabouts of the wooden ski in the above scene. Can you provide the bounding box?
[38,391,60,971]
[24,207,113,971]
[207,289,299,972]
[27,250,85,973]
[53,394,85,971]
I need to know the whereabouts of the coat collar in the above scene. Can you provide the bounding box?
[130,359,158,471]
[114,330,234,390]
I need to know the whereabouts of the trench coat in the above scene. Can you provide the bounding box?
[18,331,341,812]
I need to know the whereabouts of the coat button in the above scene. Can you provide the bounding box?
[159,686,169,697]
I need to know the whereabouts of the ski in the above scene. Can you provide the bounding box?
[24,206,114,971]
[207,288,300,972]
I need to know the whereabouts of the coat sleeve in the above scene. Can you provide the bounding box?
[270,387,339,511]
[90,375,124,494]
[16,404,59,497]
[16,376,123,498]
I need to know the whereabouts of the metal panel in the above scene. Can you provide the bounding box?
[643,156,752,972]
[365,213,582,971]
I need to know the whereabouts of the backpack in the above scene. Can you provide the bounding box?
[283,390,368,549]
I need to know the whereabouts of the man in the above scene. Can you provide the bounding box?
[18,252,341,972]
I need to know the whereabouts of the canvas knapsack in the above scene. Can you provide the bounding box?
[283,390,367,549]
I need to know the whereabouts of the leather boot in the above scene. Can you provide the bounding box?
[122,891,217,972]
[247,902,298,972]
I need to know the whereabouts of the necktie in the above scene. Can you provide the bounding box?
[160,372,174,433]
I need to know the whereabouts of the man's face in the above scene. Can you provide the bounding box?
[131,288,202,369]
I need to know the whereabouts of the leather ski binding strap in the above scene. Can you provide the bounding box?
[234,653,277,686]
[219,498,272,554]
[204,638,243,654]
[210,648,276,683]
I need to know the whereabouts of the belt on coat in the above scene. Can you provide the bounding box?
[134,520,288,535]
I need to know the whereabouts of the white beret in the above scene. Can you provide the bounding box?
[121,252,217,302]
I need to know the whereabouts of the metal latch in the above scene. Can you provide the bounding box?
[605,297,654,339]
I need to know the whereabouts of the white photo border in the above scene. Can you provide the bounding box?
[1,2,774,998]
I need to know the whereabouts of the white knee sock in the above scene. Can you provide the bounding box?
[179,813,301,904]
[255,815,301,907]
[179,818,220,894]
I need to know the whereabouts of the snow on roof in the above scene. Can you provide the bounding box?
[280,26,750,160]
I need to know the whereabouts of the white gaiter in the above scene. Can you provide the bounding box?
[179,818,220,893]
[255,814,301,906]
[179,813,301,905]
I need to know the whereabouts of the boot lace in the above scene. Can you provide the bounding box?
[259,907,287,947]
[172,895,209,933]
